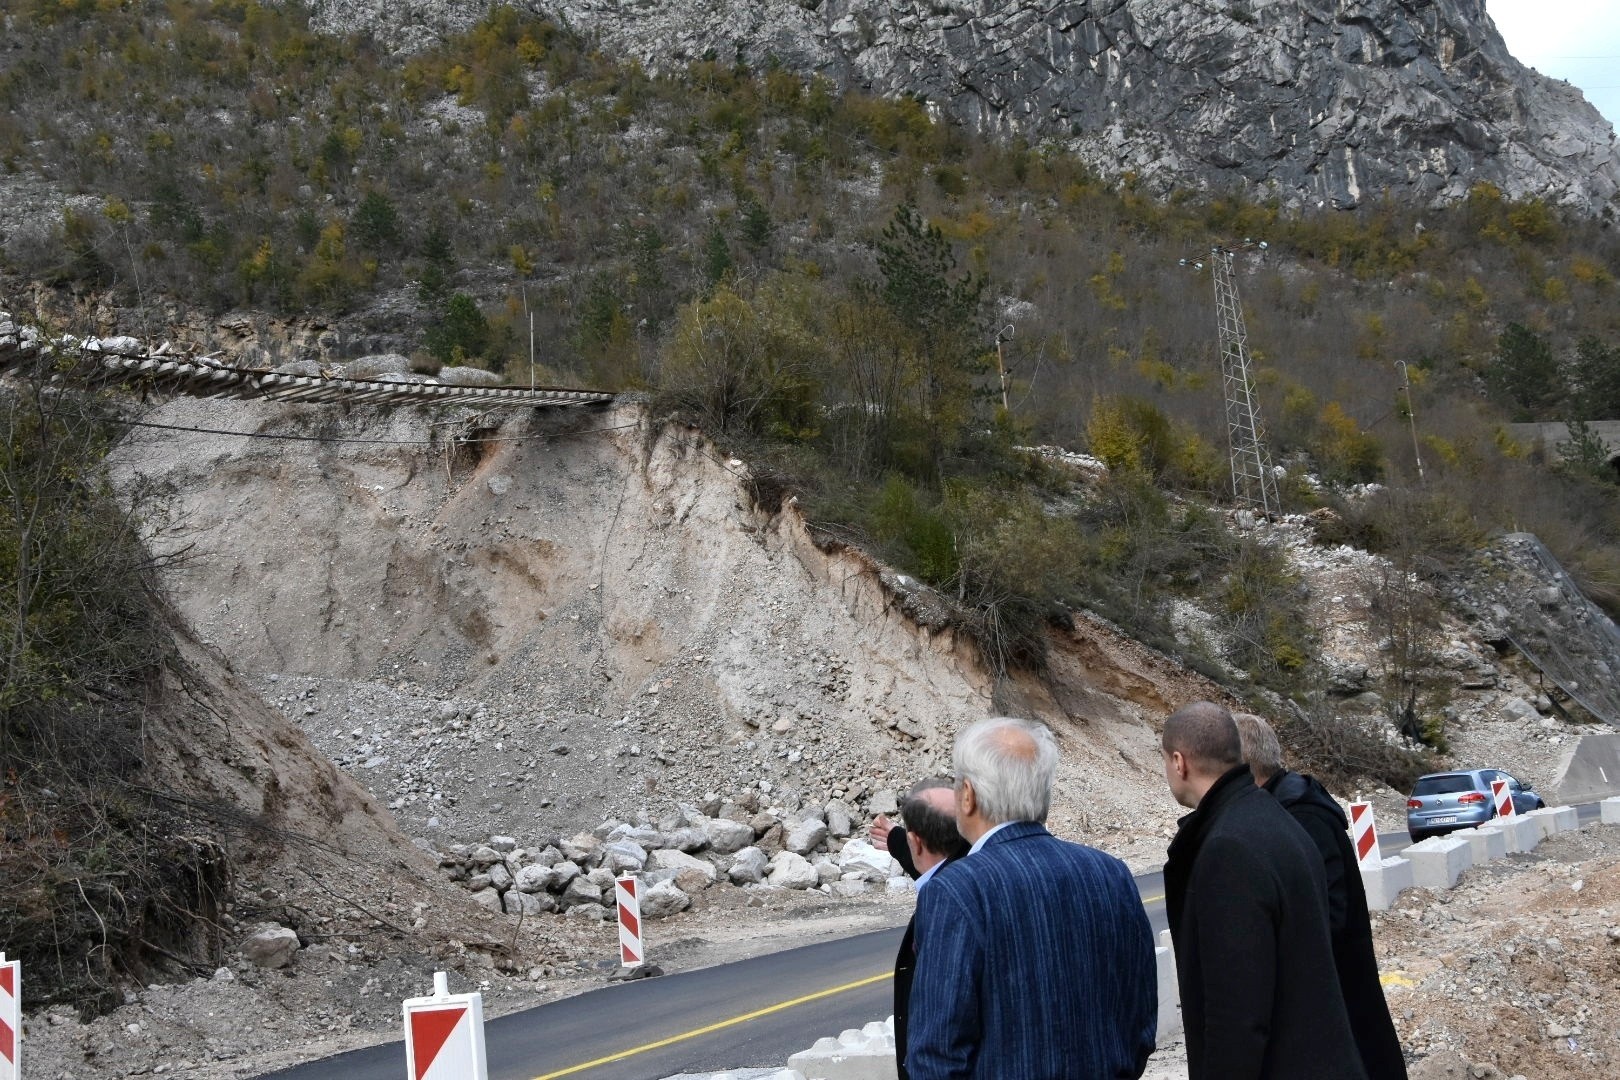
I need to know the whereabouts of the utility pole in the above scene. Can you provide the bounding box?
[522,285,535,391]
[1205,244,1280,516]
[1394,360,1425,483]
[994,323,1014,413]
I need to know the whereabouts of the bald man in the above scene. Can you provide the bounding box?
[1233,712,1406,1079]
[1161,702,1366,1080]
[893,778,970,1080]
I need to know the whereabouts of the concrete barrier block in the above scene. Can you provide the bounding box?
[1360,856,1412,910]
[1154,944,1182,1046]
[1602,796,1620,825]
[1464,826,1508,864]
[785,1017,898,1080]
[1522,805,1578,838]
[1498,815,1541,853]
[1404,836,1472,890]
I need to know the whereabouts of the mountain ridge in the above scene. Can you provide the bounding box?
[300,0,1620,214]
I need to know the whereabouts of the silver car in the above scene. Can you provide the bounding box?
[1406,769,1545,842]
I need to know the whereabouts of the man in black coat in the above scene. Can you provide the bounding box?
[1161,701,1368,1080]
[1234,712,1408,1080]
[887,778,969,1080]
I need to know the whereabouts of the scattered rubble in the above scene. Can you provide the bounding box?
[432,803,903,920]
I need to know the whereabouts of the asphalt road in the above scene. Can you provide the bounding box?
[260,869,1168,1080]
[261,925,904,1080]
[257,803,1600,1080]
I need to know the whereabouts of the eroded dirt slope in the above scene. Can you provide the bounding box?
[111,398,1219,865]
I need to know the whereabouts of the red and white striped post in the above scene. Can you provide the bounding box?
[616,876,645,969]
[1349,802,1382,866]
[402,971,488,1080]
[1491,779,1516,818]
[1,951,20,1080]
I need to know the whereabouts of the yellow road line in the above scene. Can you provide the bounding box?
[1141,893,1164,904]
[531,971,894,1080]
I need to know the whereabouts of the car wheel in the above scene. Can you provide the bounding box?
[1535,799,1545,809]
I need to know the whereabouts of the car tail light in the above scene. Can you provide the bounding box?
[1458,792,1487,805]
[1407,799,1422,809]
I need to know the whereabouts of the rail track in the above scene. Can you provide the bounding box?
[0,326,615,409]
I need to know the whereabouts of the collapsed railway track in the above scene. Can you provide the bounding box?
[0,322,616,409]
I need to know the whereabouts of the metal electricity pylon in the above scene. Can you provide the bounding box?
[1202,243,1281,516]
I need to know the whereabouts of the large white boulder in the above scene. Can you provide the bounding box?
[437,365,504,386]
[505,890,556,916]
[838,839,899,881]
[560,876,604,908]
[469,888,505,913]
[602,840,649,874]
[486,862,514,893]
[513,864,558,894]
[650,848,718,883]
[641,879,692,918]
[343,353,411,378]
[767,851,820,890]
[728,846,769,884]
[705,817,756,854]
[786,817,829,856]
[241,924,300,969]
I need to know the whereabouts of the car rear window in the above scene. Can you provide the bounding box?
[1414,774,1475,795]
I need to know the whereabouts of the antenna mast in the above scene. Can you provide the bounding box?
[1209,244,1280,516]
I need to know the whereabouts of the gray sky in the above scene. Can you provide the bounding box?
[1490,0,1619,125]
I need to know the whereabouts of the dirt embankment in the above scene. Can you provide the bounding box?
[111,398,1219,868]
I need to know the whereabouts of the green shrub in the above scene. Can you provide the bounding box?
[425,293,491,363]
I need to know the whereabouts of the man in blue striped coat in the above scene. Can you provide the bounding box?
[907,717,1157,1079]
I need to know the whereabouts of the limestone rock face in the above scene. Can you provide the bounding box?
[305,0,1618,213]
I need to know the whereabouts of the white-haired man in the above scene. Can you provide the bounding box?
[906,717,1157,1079]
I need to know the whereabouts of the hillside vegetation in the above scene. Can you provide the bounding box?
[5,2,1620,717]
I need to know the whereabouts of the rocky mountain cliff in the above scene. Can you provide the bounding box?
[302,0,1618,213]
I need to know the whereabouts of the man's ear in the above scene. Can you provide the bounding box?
[907,829,924,858]
[1170,750,1189,781]
[958,778,977,818]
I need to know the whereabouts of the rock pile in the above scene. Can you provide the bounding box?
[0,309,45,360]
[431,795,904,921]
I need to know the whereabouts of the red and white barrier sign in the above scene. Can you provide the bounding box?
[1349,802,1382,866]
[403,971,487,1080]
[1491,780,1516,818]
[1,951,20,1080]
[616,876,644,968]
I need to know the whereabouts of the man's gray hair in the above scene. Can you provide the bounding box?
[1233,712,1284,783]
[953,717,1059,825]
